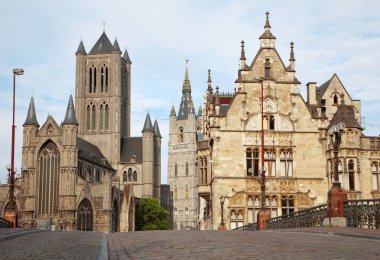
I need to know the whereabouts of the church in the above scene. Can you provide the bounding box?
[196,12,380,230]
[1,31,161,232]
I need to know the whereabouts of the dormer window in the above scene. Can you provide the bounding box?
[265,59,271,78]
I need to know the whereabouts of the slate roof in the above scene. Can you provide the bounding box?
[23,97,39,127]
[123,48,131,63]
[120,137,142,163]
[112,39,121,53]
[142,113,154,132]
[89,32,114,55]
[328,103,362,130]
[177,65,195,120]
[77,137,114,170]
[154,120,161,138]
[62,95,78,125]
[75,40,87,55]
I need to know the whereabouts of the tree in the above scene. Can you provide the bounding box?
[135,198,169,230]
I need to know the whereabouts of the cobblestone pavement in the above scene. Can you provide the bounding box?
[0,227,379,259]
[107,228,380,260]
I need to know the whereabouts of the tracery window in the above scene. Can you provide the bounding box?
[264,148,276,176]
[281,195,295,216]
[123,171,128,182]
[246,148,259,177]
[77,199,93,231]
[280,149,293,177]
[99,103,109,131]
[230,210,244,229]
[100,64,109,93]
[89,64,97,93]
[266,195,278,218]
[128,168,132,182]
[247,196,260,223]
[372,162,379,191]
[133,171,137,182]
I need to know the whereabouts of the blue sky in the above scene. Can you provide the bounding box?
[1,0,380,184]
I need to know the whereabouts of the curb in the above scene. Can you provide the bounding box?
[0,229,47,242]
[97,233,108,260]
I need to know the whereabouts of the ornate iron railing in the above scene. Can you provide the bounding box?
[267,204,327,229]
[0,217,11,228]
[234,223,257,231]
[344,199,380,229]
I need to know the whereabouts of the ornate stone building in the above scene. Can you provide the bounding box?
[0,31,161,232]
[168,63,200,229]
[197,12,379,230]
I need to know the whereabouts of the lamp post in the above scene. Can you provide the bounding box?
[218,196,226,230]
[4,68,24,228]
[326,122,348,220]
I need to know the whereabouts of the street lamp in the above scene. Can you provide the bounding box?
[218,196,226,230]
[326,122,348,220]
[4,68,24,228]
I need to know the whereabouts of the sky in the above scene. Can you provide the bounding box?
[1,0,380,184]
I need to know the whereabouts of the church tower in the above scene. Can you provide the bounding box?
[168,61,199,229]
[75,31,131,167]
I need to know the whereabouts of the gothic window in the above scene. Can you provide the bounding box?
[177,127,184,143]
[348,160,355,191]
[86,105,91,130]
[186,162,189,176]
[246,148,259,177]
[89,67,92,93]
[100,104,104,130]
[280,149,293,177]
[95,168,101,181]
[93,67,97,93]
[175,163,178,176]
[230,210,244,229]
[100,64,109,93]
[266,195,278,218]
[174,185,178,200]
[105,105,109,130]
[264,148,276,177]
[123,171,128,182]
[372,162,379,191]
[77,199,93,231]
[264,58,271,78]
[105,66,109,92]
[281,195,295,216]
[88,65,97,93]
[247,196,260,223]
[91,105,96,130]
[185,185,189,198]
[333,94,338,105]
[128,168,132,182]
[38,140,60,217]
[77,161,83,178]
[133,171,137,182]
[269,116,275,130]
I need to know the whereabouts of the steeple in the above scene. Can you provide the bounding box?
[207,69,213,105]
[170,105,176,117]
[197,105,202,117]
[89,32,113,55]
[123,47,132,63]
[153,120,161,138]
[215,86,220,106]
[23,97,39,127]
[177,60,195,120]
[62,95,78,125]
[240,40,246,69]
[259,11,276,48]
[142,113,154,132]
[112,38,122,53]
[75,39,87,55]
[288,42,296,72]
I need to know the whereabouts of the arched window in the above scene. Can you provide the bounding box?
[105,105,109,130]
[91,105,96,130]
[89,67,92,93]
[269,115,275,130]
[105,67,109,92]
[93,67,97,93]
[86,105,91,130]
[348,160,355,191]
[38,140,60,217]
[133,171,137,182]
[128,168,132,182]
[88,65,97,93]
[123,171,128,182]
[101,66,104,93]
[264,58,271,78]
[372,162,379,191]
[100,104,104,130]
[333,94,338,105]
[77,198,93,231]
[246,148,259,176]
[186,162,189,176]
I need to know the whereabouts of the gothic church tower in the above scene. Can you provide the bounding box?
[168,62,199,229]
[75,31,131,167]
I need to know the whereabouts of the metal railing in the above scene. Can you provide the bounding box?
[267,204,327,229]
[0,217,11,228]
[234,223,257,231]
[344,199,380,229]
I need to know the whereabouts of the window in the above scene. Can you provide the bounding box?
[185,185,189,198]
[247,196,260,223]
[100,64,109,93]
[174,186,178,200]
[266,196,278,218]
[99,103,109,131]
[281,195,295,215]
[269,115,275,130]
[105,105,109,130]
[338,160,343,184]
[100,104,104,130]
[280,149,293,177]
[200,157,208,184]
[95,168,101,181]
[86,164,93,180]
[133,171,137,182]
[186,162,189,176]
[333,94,338,104]
[177,127,184,143]
[123,171,128,182]
[263,116,268,130]
[128,168,132,182]
[175,163,178,176]
[348,160,355,191]
[372,162,379,191]
[264,58,270,78]
[78,161,83,178]
[246,148,259,177]
[230,211,244,229]
[91,105,96,130]
[264,148,276,176]
[88,65,97,93]
[86,105,91,130]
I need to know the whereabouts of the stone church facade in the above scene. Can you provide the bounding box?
[197,13,380,230]
[0,31,161,232]
[168,63,201,229]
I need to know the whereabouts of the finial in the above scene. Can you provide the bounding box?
[102,19,106,32]
[289,41,295,61]
[240,40,246,61]
[265,11,271,28]
[186,59,189,66]
[207,69,212,83]
[215,86,220,106]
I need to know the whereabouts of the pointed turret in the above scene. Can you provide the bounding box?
[259,11,276,48]
[197,105,202,117]
[123,47,132,63]
[89,32,113,55]
[112,38,122,53]
[240,40,247,69]
[23,97,39,127]
[177,60,195,120]
[75,39,87,55]
[170,105,176,117]
[142,113,154,132]
[288,42,296,72]
[153,120,161,138]
[207,69,214,106]
[62,95,78,125]
[215,86,221,115]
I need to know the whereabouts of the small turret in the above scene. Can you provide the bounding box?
[197,105,202,117]
[75,39,87,55]
[142,113,154,132]
[259,11,276,48]
[112,38,122,53]
[62,95,78,125]
[153,120,162,138]
[123,47,132,64]
[288,42,296,72]
[240,40,247,70]
[23,97,39,127]
[215,86,220,115]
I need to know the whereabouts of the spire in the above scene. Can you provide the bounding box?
[288,42,296,72]
[170,105,176,117]
[183,59,191,92]
[177,60,195,120]
[23,97,39,127]
[62,95,78,125]
[112,38,122,53]
[153,120,161,138]
[89,32,113,54]
[207,69,213,105]
[215,86,220,106]
[123,47,131,63]
[264,11,271,29]
[197,105,202,117]
[240,40,246,69]
[207,69,212,91]
[259,11,276,47]
[142,113,154,132]
[75,39,87,55]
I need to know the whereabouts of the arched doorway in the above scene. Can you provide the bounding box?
[77,199,93,231]
[111,199,118,232]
